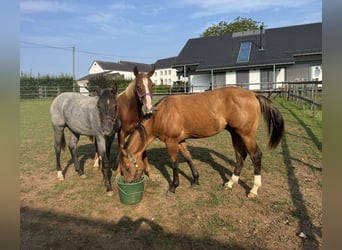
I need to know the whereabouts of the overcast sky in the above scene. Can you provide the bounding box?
[20,0,322,78]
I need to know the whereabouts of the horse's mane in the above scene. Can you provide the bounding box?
[119,80,136,99]
[123,113,153,151]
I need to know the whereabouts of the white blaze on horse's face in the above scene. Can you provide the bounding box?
[143,78,153,111]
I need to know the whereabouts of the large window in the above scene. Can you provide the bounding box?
[237,42,252,63]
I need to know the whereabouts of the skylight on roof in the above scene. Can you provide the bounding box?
[237,42,252,63]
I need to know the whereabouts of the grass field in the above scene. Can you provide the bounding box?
[20,96,322,249]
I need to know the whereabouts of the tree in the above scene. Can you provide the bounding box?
[87,74,131,93]
[200,17,262,37]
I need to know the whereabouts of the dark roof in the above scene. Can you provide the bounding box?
[154,57,177,69]
[92,60,154,72]
[173,22,322,71]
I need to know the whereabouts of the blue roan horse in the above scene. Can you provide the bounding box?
[50,88,120,196]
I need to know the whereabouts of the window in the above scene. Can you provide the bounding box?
[237,42,252,63]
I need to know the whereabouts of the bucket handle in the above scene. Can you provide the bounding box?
[115,175,147,196]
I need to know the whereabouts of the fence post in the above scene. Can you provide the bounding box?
[312,81,318,116]
[57,85,60,96]
[302,83,305,110]
[39,86,42,99]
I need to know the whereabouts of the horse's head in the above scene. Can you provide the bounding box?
[117,123,147,183]
[134,65,155,113]
[118,149,145,183]
[96,86,118,136]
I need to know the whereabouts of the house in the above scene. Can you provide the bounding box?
[88,60,153,79]
[152,57,185,85]
[77,58,184,94]
[172,22,322,92]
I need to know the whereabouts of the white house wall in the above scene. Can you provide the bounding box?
[226,71,236,86]
[275,68,285,88]
[152,68,184,85]
[89,62,105,74]
[249,69,261,90]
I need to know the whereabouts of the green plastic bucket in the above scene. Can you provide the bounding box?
[116,176,145,205]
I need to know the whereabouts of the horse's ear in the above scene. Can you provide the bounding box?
[148,65,156,77]
[133,66,139,77]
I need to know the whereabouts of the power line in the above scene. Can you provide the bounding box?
[20,41,159,60]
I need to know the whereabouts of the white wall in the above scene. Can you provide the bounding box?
[152,68,184,85]
[249,69,260,90]
[89,62,106,74]
[275,68,285,88]
[226,71,236,86]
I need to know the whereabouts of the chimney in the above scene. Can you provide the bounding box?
[259,24,264,51]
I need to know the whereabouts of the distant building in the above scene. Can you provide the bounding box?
[77,58,184,94]
[172,22,322,92]
[152,57,185,85]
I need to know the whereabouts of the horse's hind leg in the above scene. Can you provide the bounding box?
[178,141,199,186]
[68,132,86,178]
[238,133,263,198]
[225,130,247,190]
[166,143,180,194]
[246,143,262,198]
[53,127,66,181]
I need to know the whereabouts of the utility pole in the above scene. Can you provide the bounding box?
[72,46,75,92]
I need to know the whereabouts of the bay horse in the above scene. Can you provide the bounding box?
[93,66,155,179]
[50,88,120,196]
[117,87,284,198]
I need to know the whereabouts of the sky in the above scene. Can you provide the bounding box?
[20,0,322,79]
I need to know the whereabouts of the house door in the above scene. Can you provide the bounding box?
[260,69,274,89]
[236,70,249,89]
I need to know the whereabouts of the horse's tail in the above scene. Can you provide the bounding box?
[256,95,285,149]
[61,133,66,151]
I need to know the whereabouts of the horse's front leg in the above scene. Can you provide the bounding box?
[101,157,113,196]
[68,132,86,178]
[97,137,114,196]
[142,150,153,181]
[93,138,101,169]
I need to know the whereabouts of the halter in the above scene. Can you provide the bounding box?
[100,113,118,123]
[125,149,140,181]
[136,88,153,101]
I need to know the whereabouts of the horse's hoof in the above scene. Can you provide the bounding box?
[247,192,257,198]
[57,176,65,181]
[79,174,87,179]
[93,166,100,170]
[57,171,64,181]
[224,183,233,191]
[166,190,175,197]
[190,183,199,188]
[106,191,114,197]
